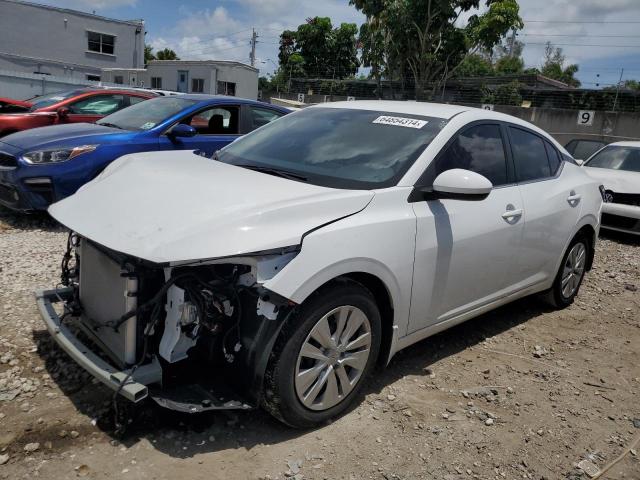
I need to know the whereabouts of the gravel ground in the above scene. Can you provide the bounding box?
[0,206,638,480]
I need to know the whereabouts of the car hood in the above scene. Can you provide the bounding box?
[583,166,640,194]
[0,122,120,150]
[48,151,375,264]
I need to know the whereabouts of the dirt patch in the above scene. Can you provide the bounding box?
[0,214,638,479]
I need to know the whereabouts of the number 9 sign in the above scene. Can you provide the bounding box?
[577,110,595,126]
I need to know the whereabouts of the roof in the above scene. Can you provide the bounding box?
[609,141,640,147]
[148,60,258,73]
[1,0,144,27]
[315,100,471,119]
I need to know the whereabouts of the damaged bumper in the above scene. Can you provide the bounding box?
[35,287,162,402]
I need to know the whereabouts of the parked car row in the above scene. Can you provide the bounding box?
[0,92,288,210]
[8,93,604,427]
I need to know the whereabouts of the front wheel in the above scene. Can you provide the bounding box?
[262,280,381,428]
[547,235,589,308]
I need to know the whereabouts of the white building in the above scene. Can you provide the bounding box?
[101,60,259,99]
[0,0,144,80]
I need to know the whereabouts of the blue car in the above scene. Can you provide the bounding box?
[0,95,289,211]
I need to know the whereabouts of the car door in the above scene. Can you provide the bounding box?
[507,126,582,287]
[409,123,525,333]
[159,105,242,157]
[63,94,126,124]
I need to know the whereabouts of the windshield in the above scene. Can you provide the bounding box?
[28,89,86,111]
[586,145,640,172]
[96,97,198,131]
[216,107,448,189]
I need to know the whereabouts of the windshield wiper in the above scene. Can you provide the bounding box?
[98,122,123,130]
[236,164,308,182]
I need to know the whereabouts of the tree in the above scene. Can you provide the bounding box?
[494,55,524,75]
[623,79,640,91]
[156,48,180,61]
[456,54,494,77]
[276,17,359,79]
[351,0,523,100]
[540,42,580,87]
[144,44,156,64]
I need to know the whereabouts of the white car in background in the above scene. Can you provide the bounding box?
[582,142,640,236]
[37,102,603,428]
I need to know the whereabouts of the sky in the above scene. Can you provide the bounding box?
[31,0,640,88]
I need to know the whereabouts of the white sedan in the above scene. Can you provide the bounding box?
[582,141,640,235]
[37,101,603,428]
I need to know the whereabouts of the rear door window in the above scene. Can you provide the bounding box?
[544,140,562,176]
[434,124,509,186]
[509,127,551,182]
[69,94,125,115]
[249,107,284,130]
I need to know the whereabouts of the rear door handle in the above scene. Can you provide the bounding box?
[502,208,523,220]
[567,191,582,206]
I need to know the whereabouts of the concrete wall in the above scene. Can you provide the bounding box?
[0,69,122,99]
[265,92,640,145]
[489,105,640,146]
[0,0,144,80]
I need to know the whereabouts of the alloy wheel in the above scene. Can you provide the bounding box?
[561,242,586,299]
[295,305,372,411]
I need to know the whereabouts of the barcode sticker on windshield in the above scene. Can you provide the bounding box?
[373,115,428,129]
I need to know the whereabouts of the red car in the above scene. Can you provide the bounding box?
[0,88,156,137]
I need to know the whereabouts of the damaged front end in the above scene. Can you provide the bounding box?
[37,232,298,413]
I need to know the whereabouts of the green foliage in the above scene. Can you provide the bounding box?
[155,48,180,61]
[456,54,494,77]
[144,44,156,64]
[494,55,524,75]
[540,42,580,87]
[623,79,640,91]
[276,17,359,79]
[351,0,523,100]
[494,80,523,105]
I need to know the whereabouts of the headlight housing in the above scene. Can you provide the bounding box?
[23,145,98,165]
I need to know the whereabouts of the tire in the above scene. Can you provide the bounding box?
[262,279,381,428]
[546,234,589,308]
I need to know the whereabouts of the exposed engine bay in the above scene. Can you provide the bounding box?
[50,232,298,413]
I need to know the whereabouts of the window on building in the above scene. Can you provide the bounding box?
[192,78,204,93]
[151,77,162,89]
[114,75,124,84]
[509,127,552,182]
[86,74,101,82]
[434,124,509,186]
[217,81,236,96]
[87,31,115,55]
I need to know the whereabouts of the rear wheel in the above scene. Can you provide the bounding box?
[546,235,589,308]
[262,280,381,428]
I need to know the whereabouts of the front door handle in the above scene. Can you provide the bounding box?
[502,208,523,221]
[567,190,582,206]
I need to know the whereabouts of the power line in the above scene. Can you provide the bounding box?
[524,42,640,48]
[524,20,640,24]
[520,33,640,38]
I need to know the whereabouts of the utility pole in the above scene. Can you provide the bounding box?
[249,28,258,67]
[613,68,624,113]
[508,29,517,57]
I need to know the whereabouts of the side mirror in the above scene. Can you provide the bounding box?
[574,159,585,166]
[431,169,492,200]
[169,123,197,138]
[56,107,69,119]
